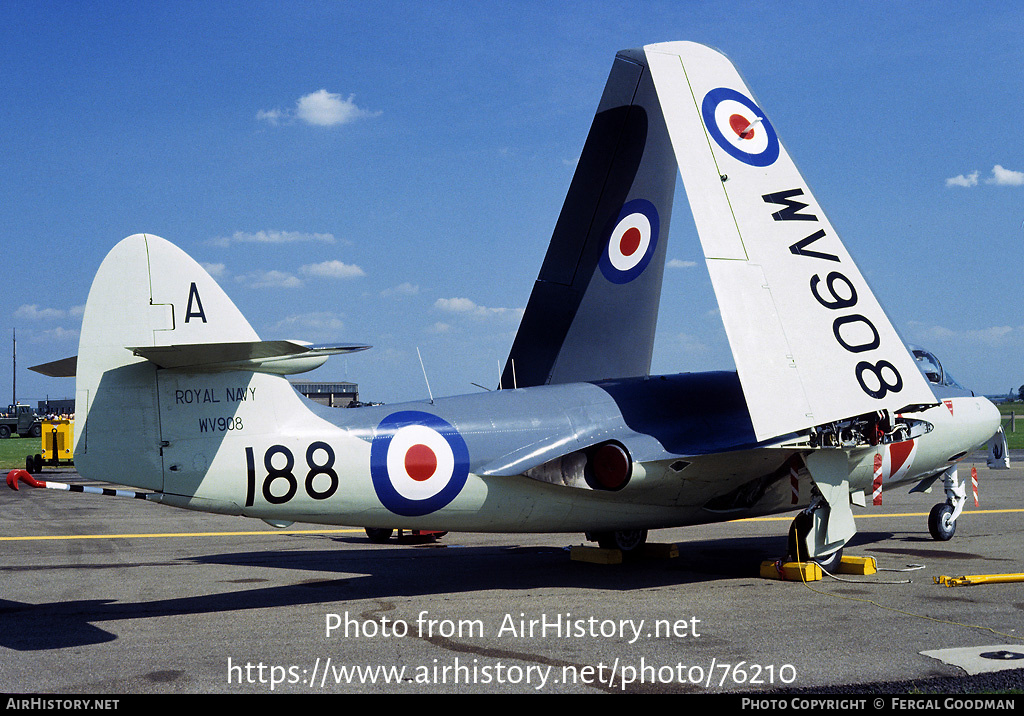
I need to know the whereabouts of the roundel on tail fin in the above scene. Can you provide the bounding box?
[599,199,660,284]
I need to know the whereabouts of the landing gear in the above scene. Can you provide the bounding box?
[928,465,965,542]
[365,527,394,543]
[928,503,956,541]
[364,528,448,544]
[588,529,648,552]
[787,506,845,571]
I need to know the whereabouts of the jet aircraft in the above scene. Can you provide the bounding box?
[13,41,1000,567]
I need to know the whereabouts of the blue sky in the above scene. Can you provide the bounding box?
[3,1,1022,408]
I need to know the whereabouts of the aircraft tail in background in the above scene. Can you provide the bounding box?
[502,48,678,389]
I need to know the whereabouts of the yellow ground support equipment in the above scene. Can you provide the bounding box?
[25,419,74,472]
[760,556,877,582]
[934,573,1024,587]
[760,560,823,581]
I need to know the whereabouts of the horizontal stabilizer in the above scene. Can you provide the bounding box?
[30,356,78,377]
[129,340,370,375]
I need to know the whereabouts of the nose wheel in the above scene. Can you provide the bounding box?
[928,466,965,542]
[928,502,956,541]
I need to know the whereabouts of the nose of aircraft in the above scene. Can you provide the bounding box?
[966,396,1002,455]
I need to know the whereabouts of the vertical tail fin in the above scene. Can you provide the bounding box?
[501,49,677,388]
[75,234,259,489]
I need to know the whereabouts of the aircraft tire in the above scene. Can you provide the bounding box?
[928,503,956,541]
[365,528,394,543]
[812,547,843,572]
[593,529,648,552]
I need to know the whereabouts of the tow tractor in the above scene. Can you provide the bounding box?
[0,404,42,439]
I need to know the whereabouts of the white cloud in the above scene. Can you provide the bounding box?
[673,332,709,353]
[22,326,79,343]
[946,165,1024,188]
[297,90,378,126]
[235,270,303,289]
[271,312,346,339]
[908,322,957,342]
[201,262,226,277]
[258,90,380,128]
[256,108,284,126]
[434,297,523,321]
[964,325,1016,345]
[668,259,697,269]
[210,230,337,248]
[987,165,1024,186]
[908,321,1021,348]
[300,260,365,279]
[14,304,65,320]
[435,297,478,313]
[946,171,979,187]
[381,282,419,297]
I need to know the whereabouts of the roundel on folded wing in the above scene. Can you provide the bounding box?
[598,199,660,284]
[701,87,779,167]
[370,411,470,516]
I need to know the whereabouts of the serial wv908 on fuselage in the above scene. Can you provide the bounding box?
[20,41,1000,565]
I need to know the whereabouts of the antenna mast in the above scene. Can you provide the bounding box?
[416,347,434,404]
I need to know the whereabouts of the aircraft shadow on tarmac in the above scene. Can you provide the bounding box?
[5,527,1003,652]
[3,533,796,652]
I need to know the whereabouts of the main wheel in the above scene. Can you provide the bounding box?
[928,503,956,541]
[365,528,394,543]
[592,529,648,552]
[810,547,843,572]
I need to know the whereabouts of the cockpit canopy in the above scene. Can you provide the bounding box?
[910,346,964,389]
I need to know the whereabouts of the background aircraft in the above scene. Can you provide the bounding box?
[12,42,1000,567]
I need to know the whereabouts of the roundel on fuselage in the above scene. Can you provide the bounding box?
[369,410,470,517]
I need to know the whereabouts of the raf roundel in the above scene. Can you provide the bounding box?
[370,411,470,517]
[701,87,780,167]
[599,199,660,284]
